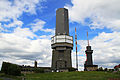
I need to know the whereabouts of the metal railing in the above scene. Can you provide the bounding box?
[51,35,73,44]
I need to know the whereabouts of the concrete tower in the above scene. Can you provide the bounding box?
[85,46,93,66]
[34,60,37,68]
[51,8,73,72]
[84,32,98,71]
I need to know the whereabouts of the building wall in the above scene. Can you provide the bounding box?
[86,66,98,71]
[51,48,72,70]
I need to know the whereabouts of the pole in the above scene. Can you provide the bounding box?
[75,27,78,71]
[87,31,89,46]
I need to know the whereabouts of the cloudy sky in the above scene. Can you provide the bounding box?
[0,0,120,71]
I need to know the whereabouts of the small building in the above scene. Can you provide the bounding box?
[20,61,51,73]
[114,64,120,71]
[84,65,98,71]
[20,65,51,73]
[20,65,34,74]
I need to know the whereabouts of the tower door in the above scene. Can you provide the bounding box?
[56,60,67,69]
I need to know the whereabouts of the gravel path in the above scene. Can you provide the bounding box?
[0,77,14,80]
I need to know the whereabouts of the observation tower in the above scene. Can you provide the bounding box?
[51,8,73,72]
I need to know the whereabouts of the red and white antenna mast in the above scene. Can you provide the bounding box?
[75,27,78,71]
[87,31,90,46]
[86,31,89,62]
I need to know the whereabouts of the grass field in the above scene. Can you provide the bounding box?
[25,71,120,80]
[0,71,120,80]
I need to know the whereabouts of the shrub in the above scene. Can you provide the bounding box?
[34,68,44,73]
[68,67,76,72]
[104,68,108,71]
[97,67,104,71]
[1,62,21,76]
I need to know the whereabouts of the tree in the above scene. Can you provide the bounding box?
[1,62,21,76]
[34,68,44,73]
[98,67,103,71]
[104,68,108,71]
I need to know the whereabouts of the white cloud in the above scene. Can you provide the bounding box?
[72,51,85,71]
[0,23,4,32]
[13,27,36,38]
[65,0,120,31]
[0,0,54,69]
[30,19,54,33]
[0,0,45,32]
[0,0,44,22]
[29,19,46,32]
[0,27,52,68]
[78,31,120,69]
[3,19,23,28]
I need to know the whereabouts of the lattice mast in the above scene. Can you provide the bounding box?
[75,27,78,70]
[86,31,90,62]
[87,31,90,46]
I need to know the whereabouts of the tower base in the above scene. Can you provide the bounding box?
[84,65,98,71]
[51,48,72,72]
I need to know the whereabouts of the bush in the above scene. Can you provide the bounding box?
[97,67,104,71]
[34,68,44,73]
[104,68,108,71]
[1,62,21,76]
[68,67,77,72]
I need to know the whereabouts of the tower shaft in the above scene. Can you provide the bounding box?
[56,8,69,35]
[51,8,73,72]
[85,46,93,65]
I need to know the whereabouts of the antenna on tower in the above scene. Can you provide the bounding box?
[87,31,90,46]
[75,27,78,71]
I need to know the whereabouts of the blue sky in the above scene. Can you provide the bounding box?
[0,0,120,70]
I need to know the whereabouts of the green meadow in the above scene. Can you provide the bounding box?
[25,71,120,80]
[0,71,120,80]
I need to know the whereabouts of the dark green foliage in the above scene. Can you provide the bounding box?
[68,67,76,71]
[1,62,9,74]
[97,67,104,71]
[1,62,21,76]
[114,68,119,71]
[104,68,108,71]
[34,68,44,73]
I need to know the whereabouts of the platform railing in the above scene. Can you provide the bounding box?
[51,35,73,44]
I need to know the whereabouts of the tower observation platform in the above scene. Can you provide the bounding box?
[51,8,73,72]
[51,35,73,49]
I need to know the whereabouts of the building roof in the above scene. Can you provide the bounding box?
[114,64,120,68]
